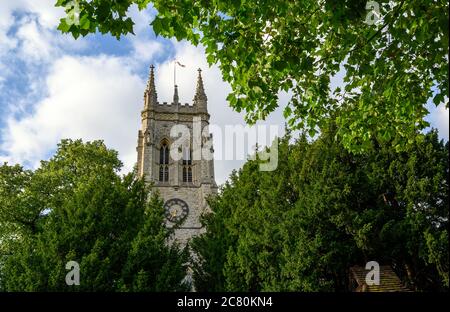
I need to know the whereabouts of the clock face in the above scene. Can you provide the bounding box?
[164,198,189,223]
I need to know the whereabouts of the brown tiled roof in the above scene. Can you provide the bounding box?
[349,265,412,292]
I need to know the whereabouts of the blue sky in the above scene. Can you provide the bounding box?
[0,1,448,185]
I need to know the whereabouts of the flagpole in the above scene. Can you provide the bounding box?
[173,60,186,86]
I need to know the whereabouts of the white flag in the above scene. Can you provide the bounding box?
[175,60,186,67]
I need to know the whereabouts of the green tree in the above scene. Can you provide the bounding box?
[192,128,448,291]
[0,139,188,291]
[55,0,448,152]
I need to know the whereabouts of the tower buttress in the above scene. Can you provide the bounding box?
[138,65,158,179]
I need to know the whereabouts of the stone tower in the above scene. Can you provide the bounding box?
[136,65,217,245]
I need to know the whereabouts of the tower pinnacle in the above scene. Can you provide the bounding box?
[193,68,207,103]
[145,65,157,107]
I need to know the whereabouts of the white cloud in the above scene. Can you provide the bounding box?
[24,0,64,29]
[0,0,88,87]
[1,55,144,173]
[131,39,163,62]
[127,3,156,35]
[0,0,63,53]
[16,16,54,61]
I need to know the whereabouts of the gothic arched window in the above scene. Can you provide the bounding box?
[182,146,192,183]
[159,141,169,182]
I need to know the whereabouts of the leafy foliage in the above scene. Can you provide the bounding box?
[0,139,188,291]
[56,0,448,152]
[192,128,448,291]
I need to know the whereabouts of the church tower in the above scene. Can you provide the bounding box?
[136,65,217,245]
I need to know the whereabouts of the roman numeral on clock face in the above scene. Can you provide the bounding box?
[164,198,189,223]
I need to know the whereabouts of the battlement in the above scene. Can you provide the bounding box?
[148,101,199,114]
[157,101,191,107]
